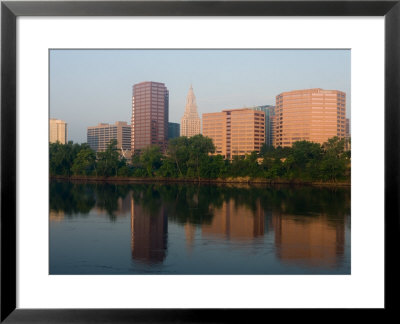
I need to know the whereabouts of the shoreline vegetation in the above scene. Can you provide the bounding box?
[50,175,350,187]
[50,134,351,187]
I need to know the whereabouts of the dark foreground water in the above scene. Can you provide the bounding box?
[49,181,351,274]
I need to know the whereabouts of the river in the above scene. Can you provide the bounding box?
[49,181,351,274]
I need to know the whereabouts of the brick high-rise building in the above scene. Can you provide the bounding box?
[180,85,201,137]
[202,108,265,159]
[49,118,67,144]
[131,81,169,152]
[274,88,346,147]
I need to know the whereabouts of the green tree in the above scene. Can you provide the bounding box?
[228,155,246,177]
[186,135,215,179]
[140,145,163,177]
[71,145,96,175]
[259,143,274,157]
[320,137,348,181]
[166,135,215,179]
[117,157,131,177]
[246,151,262,177]
[283,141,322,180]
[96,139,119,177]
[49,141,84,176]
[199,154,226,179]
[167,136,190,177]
[158,158,178,178]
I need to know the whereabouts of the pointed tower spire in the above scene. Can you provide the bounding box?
[181,85,201,137]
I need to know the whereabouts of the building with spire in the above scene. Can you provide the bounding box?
[180,85,201,137]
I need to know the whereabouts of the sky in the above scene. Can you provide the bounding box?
[50,49,351,144]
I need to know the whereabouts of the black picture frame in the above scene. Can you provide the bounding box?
[1,0,399,322]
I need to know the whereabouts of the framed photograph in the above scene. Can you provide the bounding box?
[1,0,398,321]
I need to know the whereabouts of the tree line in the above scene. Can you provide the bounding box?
[49,135,350,182]
[50,181,350,221]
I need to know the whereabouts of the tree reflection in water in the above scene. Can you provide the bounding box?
[50,180,350,270]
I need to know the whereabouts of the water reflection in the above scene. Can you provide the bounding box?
[201,199,265,240]
[272,212,347,268]
[50,181,350,274]
[49,210,64,222]
[130,197,168,264]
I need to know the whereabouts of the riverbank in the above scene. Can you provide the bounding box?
[50,175,350,187]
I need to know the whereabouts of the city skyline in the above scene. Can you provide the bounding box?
[50,49,351,144]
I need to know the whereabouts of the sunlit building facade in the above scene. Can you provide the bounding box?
[273,88,346,147]
[87,121,131,154]
[180,85,201,137]
[131,81,169,152]
[203,108,265,158]
[251,105,275,146]
[202,111,226,155]
[49,118,67,144]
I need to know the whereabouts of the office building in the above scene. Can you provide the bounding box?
[87,121,131,156]
[180,85,201,137]
[346,118,350,139]
[168,122,180,139]
[251,105,275,146]
[274,88,346,147]
[131,81,169,152]
[49,118,67,144]
[203,108,265,159]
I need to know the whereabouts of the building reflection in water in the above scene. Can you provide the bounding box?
[272,212,346,268]
[185,198,265,242]
[92,195,132,217]
[184,222,196,252]
[183,198,347,269]
[49,210,64,222]
[130,196,168,264]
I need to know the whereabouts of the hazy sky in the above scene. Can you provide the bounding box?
[50,49,351,144]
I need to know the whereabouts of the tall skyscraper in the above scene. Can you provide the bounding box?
[203,108,265,159]
[49,118,67,144]
[273,88,346,147]
[180,85,201,137]
[131,81,169,152]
